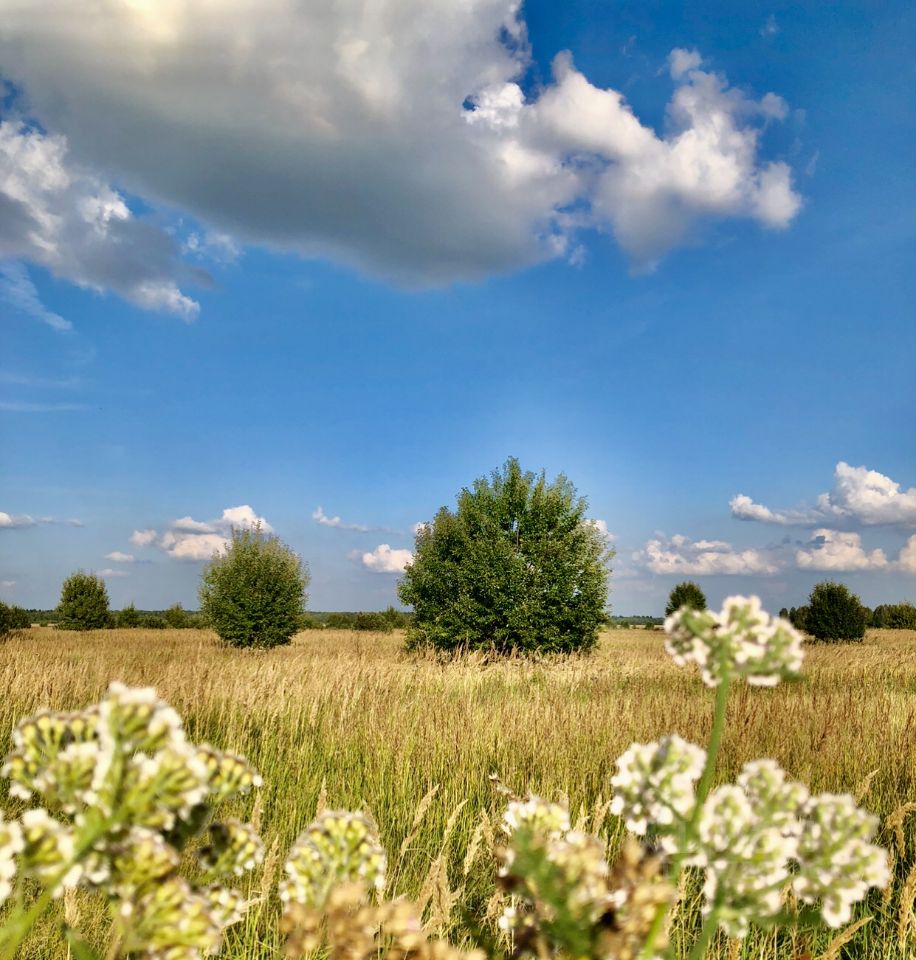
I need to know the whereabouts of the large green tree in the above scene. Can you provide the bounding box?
[806,581,868,642]
[199,525,309,649]
[58,572,111,631]
[398,457,612,654]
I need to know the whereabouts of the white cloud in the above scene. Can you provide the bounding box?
[1,511,81,528]
[732,462,916,528]
[361,544,413,574]
[312,506,371,532]
[0,511,36,529]
[0,122,199,321]
[105,551,134,563]
[0,580,15,588]
[97,567,130,578]
[635,533,780,575]
[760,15,779,39]
[1,260,71,331]
[0,401,88,413]
[898,536,916,574]
[585,518,615,542]
[146,504,273,561]
[0,2,801,288]
[130,529,158,548]
[795,529,888,572]
[160,531,228,562]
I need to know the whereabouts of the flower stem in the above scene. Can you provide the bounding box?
[639,671,732,959]
[687,908,721,960]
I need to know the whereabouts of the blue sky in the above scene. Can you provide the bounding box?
[1,0,914,614]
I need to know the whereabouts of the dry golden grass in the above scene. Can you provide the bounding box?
[3,625,916,958]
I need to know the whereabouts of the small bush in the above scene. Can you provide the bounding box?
[665,581,707,617]
[806,581,867,642]
[138,614,167,629]
[0,601,30,639]
[117,603,140,628]
[199,525,309,649]
[164,602,190,629]
[57,571,111,631]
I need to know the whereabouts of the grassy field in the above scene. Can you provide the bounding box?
[3,625,916,958]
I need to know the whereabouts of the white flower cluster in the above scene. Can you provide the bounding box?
[609,736,705,839]
[280,810,388,908]
[664,595,804,687]
[0,682,264,960]
[502,795,571,841]
[610,742,889,938]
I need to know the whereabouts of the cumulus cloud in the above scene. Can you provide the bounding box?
[130,529,158,548]
[585,518,615,542]
[140,505,273,561]
[898,536,916,574]
[105,551,134,563]
[795,529,888,572]
[635,533,780,575]
[0,1,801,289]
[361,544,414,574]
[0,121,200,321]
[312,506,371,533]
[732,462,916,528]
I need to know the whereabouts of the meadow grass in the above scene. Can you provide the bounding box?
[3,625,916,958]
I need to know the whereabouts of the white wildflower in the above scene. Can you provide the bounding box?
[502,795,571,840]
[610,735,705,837]
[0,812,24,907]
[665,596,803,687]
[18,809,81,894]
[794,793,890,927]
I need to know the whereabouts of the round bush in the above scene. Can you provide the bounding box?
[665,581,707,617]
[0,601,31,639]
[58,572,111,631]
[199,525,309,649]
[806,581,867,642]
[398,457,611,654]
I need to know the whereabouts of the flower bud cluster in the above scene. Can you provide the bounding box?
[664,595,804,687]
[610,740,889,938]
[497,795,671,959]
[280,810,387,909]
[1,682,263,958]
[609,736,705,840]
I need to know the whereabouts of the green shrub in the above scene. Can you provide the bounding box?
[199,525,309,649]
[0,601,30,639]
[57,571,111,631]
[164,602,190,629]
[138,614,167,629]
[118,603,140,628]
[806,581,867,643]
[399,457,611,654]
[665,581,707,617]
[872,602,916,629]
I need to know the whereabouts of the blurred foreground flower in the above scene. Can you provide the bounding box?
[0,682,263,959]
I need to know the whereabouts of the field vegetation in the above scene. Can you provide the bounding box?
[3,624,916,958]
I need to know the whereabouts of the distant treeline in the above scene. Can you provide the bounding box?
[610,615,663,628]
[21,605,415,633]
[780,601,916,632]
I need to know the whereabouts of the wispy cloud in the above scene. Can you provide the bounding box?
[105,551,134,563]
[312,506,379,533]
[0,401,89,413]
[0,260,71,331]
[0,372,84,389]
[97,568,130,578]
[1,511,82,529]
